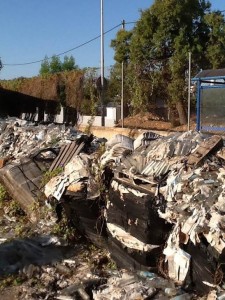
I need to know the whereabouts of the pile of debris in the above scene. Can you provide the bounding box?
[102,131,225,296]
[0,118,82,163]
[2,118,225,297]
[0,118,100,219]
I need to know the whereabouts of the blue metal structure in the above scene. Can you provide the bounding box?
[192,74,225,132]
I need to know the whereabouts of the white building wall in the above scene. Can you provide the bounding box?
[78,115,102,127]
[78,107,119,127]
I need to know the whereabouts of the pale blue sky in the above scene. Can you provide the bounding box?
[0,0,224,80]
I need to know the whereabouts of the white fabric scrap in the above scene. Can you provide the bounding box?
[163,225,191,283]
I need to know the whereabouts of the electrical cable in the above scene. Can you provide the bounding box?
[3,23,122,67]
[125,21,136,25]
[3,9,225,67]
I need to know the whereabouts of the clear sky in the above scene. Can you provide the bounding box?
[0,0,224,80]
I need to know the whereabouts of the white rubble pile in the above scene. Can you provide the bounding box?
[93,270,194,300]
[160,162,225,249]
[103,131,225,295]
[100,134,134,166]
[2,126,225,297]
[0,118,81,163]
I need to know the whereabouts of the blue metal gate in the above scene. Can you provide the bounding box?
[193,76,225,132]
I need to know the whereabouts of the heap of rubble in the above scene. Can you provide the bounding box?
[1,118,225,298]
[102,131,225,296]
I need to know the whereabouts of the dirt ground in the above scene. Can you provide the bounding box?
[117,112,196,132]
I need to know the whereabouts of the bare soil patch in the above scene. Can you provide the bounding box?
[117,112,196,132]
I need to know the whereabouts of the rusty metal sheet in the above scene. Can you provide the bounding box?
[188,135,223,166]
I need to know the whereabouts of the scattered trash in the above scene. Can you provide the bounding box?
[2,119,225,298]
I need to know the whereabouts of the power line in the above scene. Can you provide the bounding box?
[3,23,122,67]
[4,9,225,68]
[125,21,137,25]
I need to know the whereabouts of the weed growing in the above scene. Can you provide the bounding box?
[41,167,63,187]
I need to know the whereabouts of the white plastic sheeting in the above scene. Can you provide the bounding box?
[44,155,89,200]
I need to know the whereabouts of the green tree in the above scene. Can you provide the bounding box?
[39,56,50,76]
[39,55,78,75]
[111,0,225,125]
[130,0,211,124]
[50,55,62,73]
[106,63,122,104]
[62,55,78,71]
[81,67,99,114]
[111,29,132,64]
[110,30,133,114]
[205,11,225,69]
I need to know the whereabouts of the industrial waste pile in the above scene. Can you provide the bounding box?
[1,118,225,299]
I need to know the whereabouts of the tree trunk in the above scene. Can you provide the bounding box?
[176,100,187,125]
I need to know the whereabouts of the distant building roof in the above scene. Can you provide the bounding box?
[195,68,225,78]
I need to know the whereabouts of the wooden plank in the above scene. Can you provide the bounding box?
[216,148,225,161]
[115,176,156,195]
[58,142,78,168]
[49,141,85,172]
[59,141,85,168]
[116,170,157,186]
[74,142,85,157]
[66,141,85,165]
[188,135,223,166]
[49,144,67,172]
[0,157,7,169]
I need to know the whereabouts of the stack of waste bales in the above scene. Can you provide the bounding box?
[106,178,172,270]
[64,191,106,246]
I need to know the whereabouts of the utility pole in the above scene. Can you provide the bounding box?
[121,20,125,128]
[100,0,105,126]
[187,52,191,131]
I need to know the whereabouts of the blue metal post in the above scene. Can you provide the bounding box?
[196,79,201,131]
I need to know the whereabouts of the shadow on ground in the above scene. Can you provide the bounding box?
[0,235,76,277]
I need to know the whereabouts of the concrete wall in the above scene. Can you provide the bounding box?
[21,111,39,122]
[22,106,65,123]
[20,106,77,125]
[78,125,170,139]
[78,106,120,128]
[78,115,102,127]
